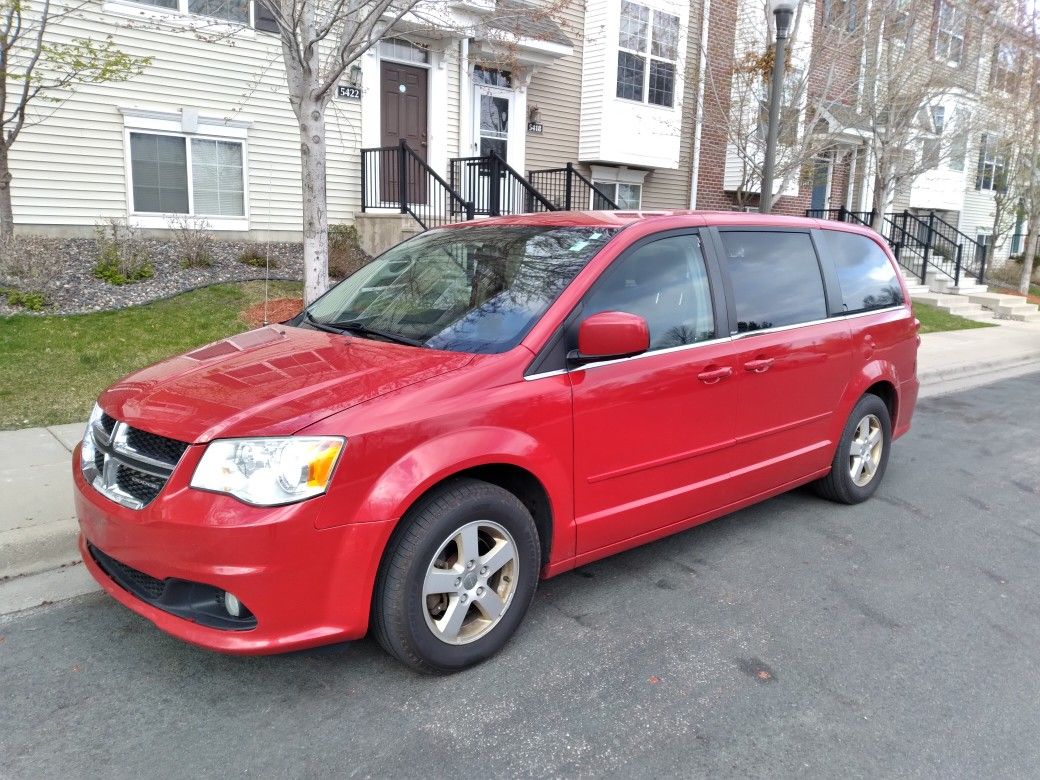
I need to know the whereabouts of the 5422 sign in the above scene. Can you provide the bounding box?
[337,85,361,100]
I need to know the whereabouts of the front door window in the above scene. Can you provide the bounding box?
[479,94,509,159]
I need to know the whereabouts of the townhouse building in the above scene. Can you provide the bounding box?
[5,0,1029,266]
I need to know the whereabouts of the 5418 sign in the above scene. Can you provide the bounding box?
[337,85,361,100]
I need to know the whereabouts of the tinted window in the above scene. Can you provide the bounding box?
[306,226,617,354]
[819,230,905,313]
[582,235,715,350]
[720,231,827,333]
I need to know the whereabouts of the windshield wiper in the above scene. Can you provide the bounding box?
[303,311,425,348]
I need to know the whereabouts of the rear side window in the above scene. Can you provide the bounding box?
[720,231,827,333]
[819,230,905,313]
[582,234,715,351]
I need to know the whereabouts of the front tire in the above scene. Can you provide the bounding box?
[372,478,541,674]
[814,394,892,504]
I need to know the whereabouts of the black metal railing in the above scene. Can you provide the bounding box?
[361,141,474,230]
[805,207,876,228]
[919,211,987,283]
[527,163,620,210]
[449,150,556,217]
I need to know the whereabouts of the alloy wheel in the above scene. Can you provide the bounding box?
[848,413,884,487]
[422,520,519,645]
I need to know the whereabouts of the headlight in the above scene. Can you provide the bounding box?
[190,437,345,506]
[81,402,104,469]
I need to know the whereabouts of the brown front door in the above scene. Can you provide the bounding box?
[380,61,428,204]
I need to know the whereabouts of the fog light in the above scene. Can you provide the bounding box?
[224,591,243,618]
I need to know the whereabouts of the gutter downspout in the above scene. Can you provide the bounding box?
[460,38,471,156]
[689,0,711,208]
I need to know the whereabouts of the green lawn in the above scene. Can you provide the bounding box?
[0,281,301,430]
[912,302,995,334]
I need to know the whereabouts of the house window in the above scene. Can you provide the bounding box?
[975,134,1005,192]
[922,106,944,169]
[888,0,912,42]
[118,0,274,30]
[187,0,248,23]
[616,1,679,107]
[253,0,277,32]
[381,38,430,65]
[592,181,642,209]
[129,132,245,217]
[991,44,1017,93]
[473,66,511,87]
[825,0,857,31]
[934,0,966,64]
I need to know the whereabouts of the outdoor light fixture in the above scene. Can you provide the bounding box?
[349,64,363,87]
[760,0,799,213]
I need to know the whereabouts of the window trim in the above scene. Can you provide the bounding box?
[591,181,643,209]
[975,133,1006,192]
[615,0,680,108]
[120,110,250,230]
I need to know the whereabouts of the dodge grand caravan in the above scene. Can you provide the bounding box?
[75,211,919,673]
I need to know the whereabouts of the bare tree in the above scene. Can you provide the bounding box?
[859,0,968,227]
[0,0,150,236]
[699,0,869,209]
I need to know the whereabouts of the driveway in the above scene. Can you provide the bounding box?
[3,372,1039,777]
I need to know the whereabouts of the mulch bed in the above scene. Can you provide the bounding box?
[241,297,304,328]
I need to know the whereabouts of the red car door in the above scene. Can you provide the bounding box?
[569,232,743,557]
[714,229,853,496]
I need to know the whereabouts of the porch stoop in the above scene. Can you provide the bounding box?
[900,271,994,322]
[967,292,1040,322]
[355,213,422,256]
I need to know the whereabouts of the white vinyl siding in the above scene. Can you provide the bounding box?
[8,3,360,236]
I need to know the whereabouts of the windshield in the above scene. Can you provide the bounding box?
[304,225,618,353]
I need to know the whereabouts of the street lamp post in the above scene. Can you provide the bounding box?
[759,0,797,214]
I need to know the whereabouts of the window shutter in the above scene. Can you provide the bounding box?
[254,0,278,32]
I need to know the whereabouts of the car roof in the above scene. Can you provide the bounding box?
[441,210,877,236]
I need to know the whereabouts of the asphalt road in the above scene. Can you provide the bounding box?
[3,373,1040,778]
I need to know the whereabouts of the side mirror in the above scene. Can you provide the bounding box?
[570,311,650,364]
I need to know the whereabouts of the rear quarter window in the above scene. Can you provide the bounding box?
[819,230,905,314]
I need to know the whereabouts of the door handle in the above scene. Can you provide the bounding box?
[744,358,774,373]
[697,366,733,384]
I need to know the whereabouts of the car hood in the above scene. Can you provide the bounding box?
[100,325,474,443]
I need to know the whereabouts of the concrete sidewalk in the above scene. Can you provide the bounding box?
[2,318,1039,612]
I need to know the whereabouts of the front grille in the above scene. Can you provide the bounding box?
[115,464,167,505]
[125,427,189,466]
[82,415,189,509]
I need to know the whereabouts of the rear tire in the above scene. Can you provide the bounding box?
[814,394,892,504]
[372,478,541,674]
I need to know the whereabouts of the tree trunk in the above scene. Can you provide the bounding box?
[1020,226,1038,296]
[870,168,892,232]
[298,97,330,305]
[0,144,15,238]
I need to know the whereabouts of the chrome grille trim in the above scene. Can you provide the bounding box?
[82,419,188,510]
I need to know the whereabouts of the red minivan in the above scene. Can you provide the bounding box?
[74,211,919,672]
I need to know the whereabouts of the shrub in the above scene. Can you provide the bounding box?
[4,288,47,311]
[328,223,370,279]
[168,215,213,268]
[93,218,153,285]
[0,234,50,292]
[238,244,277,269]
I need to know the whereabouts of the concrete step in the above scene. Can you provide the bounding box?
[912,295,994,321]
[1010,311,1040,322]
[967,292,1040,318]
[945,284,988,295]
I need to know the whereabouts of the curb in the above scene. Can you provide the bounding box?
[2,350,1039,616]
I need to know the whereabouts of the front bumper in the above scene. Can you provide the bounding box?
[74,444,395,654]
